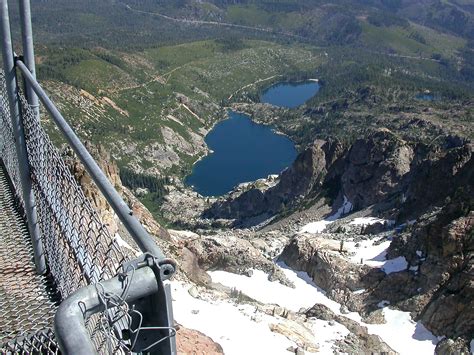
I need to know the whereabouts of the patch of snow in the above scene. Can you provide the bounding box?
[329,195,353,221]
[345,239,391,267]
[209,265,351,352]
[346,239,409,275]
[366,308,438,355]
[416,250,423,257]
[353,289,366,295]
[378,300,390,308]
[382,256,408,274]
[300,220,333,234]
[470,339,473,354]
[203,263,438,354]
[409,265,419,272]
[350,217,384,225]
[209,263,341,313]
[307,319,350,353]
[299,196,353,234]
[169,281,294,355]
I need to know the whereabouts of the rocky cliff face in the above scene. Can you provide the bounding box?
[340,129,414,210]
[205,129,472,226]
[386,195,474,343]
[276,172,473,350]
[277,202,473,350]
[63,142,171,245]
[399,141,473,220]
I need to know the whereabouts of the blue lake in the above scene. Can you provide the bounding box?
[261,80,320,108]
[185,111,297,196]
[415,93,436,101]
[186,80,321,196]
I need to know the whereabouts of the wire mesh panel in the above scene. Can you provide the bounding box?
[0,71,23,206]
[19,92,138,286]
[0,163,58,353]
[0,70,143,353]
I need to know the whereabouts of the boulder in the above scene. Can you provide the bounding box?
[435,337,470,355]
[269,320,319,353]
[185,235,293,287]
[176,326,224,354]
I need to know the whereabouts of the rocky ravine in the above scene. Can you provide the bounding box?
[198,128,473,353]
[73,132,473,354]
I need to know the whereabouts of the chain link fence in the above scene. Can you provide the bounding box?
[0,69,146,353]
[0,71,22,205]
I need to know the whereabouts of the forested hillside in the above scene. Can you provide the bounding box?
[6,0,471,220]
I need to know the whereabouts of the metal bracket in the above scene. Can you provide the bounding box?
[121,253,177,354]
[13,54,24,63]
[123,252,177,281]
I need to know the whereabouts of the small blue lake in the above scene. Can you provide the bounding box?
[261,80,320,108]
[415,93,436,101]
[185,111,297,196]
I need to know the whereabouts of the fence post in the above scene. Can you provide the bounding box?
[0,0,46,274]
[19,0,40,119]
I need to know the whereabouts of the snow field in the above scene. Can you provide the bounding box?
[171,197,439,354]
[169,281,295,355]
[206,265,438,354]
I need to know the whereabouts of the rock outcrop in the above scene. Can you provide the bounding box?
[176,326,224,354]
[341,129,414,209]
[205,129,472,227]
[384,197,474,342]
[204,139,345,221]
[399,142,473,220]
[278,235,384,296]
[305,303,395,354]
[183,234,293,287]
[278,188,473,344]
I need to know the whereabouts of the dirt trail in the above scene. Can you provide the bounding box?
[122,3,303,39]
[227,75,283,100]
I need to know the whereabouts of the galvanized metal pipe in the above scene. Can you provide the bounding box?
[0,0,46,274]
[54,266,162,355]
[18,0,40,118]
[15,60,173,276]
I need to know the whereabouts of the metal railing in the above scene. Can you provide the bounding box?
[0,0,176,353]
